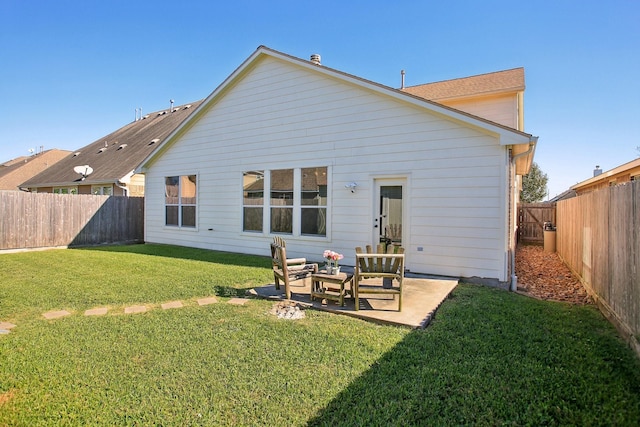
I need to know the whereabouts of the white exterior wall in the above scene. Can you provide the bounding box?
[441,94,518,130]
[144,56,511,281]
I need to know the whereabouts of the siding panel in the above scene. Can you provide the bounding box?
[144,56,510,281]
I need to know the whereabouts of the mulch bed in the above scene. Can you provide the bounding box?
[515,245,592,305]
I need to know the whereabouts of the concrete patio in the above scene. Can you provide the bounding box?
[249,269,458,328]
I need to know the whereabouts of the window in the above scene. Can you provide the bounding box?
[242,167,327,237]
[92,185,113,195]
[53,187,78,194]
[165,175,197,227]
[301,167,327,236]
[243,171,264,232]
[270,169,294,233]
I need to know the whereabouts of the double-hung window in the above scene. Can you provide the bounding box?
[165,175,197,227]
[242,167,327,237]
[243,171,264,232]
[270,169,294,233]
[300,167,327,236]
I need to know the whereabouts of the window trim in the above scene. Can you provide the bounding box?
[242,170,265,233]
[241,166,330,239]
[53,186,78,195]
[164,174,198,229]
[91,185,113,195]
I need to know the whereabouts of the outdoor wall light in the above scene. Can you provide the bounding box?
[345,182,358,193]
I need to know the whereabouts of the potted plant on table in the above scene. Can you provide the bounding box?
[323,250,344,275]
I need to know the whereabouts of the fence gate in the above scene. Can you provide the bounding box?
[517,202,556,245]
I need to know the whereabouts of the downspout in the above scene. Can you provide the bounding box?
[117,171,134,197]
[115,181,129,197]
[509,136,538,291]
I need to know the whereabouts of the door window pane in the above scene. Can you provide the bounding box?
[379,185,402,245]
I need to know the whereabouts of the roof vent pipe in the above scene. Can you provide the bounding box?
[401,69,406,89]
[594,165,602,177]
[310,54,321,65]
[170,99,174,112]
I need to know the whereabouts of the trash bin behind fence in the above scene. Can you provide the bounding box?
[543,222,556,253]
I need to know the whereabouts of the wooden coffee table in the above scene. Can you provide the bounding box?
[310,271,354,306]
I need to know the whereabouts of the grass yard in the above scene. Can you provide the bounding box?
[1,244,639,425]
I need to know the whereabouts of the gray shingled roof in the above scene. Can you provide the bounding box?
[21,101,203,188]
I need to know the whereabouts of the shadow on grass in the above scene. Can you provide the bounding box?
[75,243,272,269]
[307,286,640,426]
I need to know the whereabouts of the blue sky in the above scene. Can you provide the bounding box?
[1,0,638,198]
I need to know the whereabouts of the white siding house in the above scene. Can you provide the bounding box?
[137,46,537,286]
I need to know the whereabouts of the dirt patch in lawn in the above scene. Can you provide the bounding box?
[0,388,16,405]
[516,245,592,305]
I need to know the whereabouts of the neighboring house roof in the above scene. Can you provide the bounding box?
[548,189,577,203]
[138,46,536,174]
[402,68,525,101]
[21,101,203,189]
[2,156,30,167]
[0,149,71,190]
[571,158,640,193]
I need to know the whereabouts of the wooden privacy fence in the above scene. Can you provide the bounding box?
[556,182,639,354]
[517,202,556,245]
[0,191,144,251]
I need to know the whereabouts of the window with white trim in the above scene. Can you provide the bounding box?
[243,171,264,232]
[300,167,327,236]
[92,185,113,195]
[165,175,197,227]
[242,167,327,237]
[270,169,294,233]
[53,187,78,194]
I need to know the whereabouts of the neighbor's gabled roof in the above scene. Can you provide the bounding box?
[571,158,640,191]
[138,46,535,173]
[0,149,71,190]
[21,101,202,189]
[402,68,525,101]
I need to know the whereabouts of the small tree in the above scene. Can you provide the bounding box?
[520,162,548,203]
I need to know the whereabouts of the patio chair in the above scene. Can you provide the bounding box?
[270,239,318,300]
[354,244,404,311]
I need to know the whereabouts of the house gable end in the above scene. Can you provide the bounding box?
[137,46,534,173]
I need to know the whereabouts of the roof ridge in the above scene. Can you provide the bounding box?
[138,100,203,117]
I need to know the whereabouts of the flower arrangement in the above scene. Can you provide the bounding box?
[323,250,344,272]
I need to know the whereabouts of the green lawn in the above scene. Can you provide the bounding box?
[1,244,639,426]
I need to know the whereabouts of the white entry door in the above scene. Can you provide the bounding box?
[373,179,405,248]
